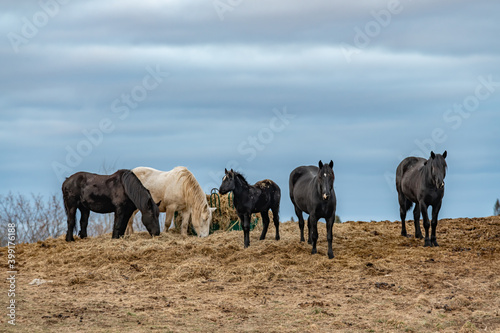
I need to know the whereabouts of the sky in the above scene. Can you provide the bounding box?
[1,0,499,222]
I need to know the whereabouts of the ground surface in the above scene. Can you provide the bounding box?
[1,216,500,332]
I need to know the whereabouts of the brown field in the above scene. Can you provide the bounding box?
[1,216,500,333]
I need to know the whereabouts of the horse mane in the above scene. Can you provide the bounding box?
[178,167,209,219]
[120,169,157,214]
[233,171,250,187]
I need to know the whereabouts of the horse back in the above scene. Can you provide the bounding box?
[254,179,281,209]
[289,166,317,207]
[132,167,168,206]
[396,157,425,185]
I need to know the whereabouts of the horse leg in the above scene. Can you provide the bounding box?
[78,206,90,239]
[398,193,408,237]
[413,203,423,239]
[112,208,126,239]
[115,207,135,238]
[180,210,191,236]
[124,210,138,235]
[430,202,442,247]
[259,210,270,240]
[272,206,280,241]
[164,208,175,232]
[240,213,251,248]
[295,206,306,242]
[65,205,77,242]
[326,214,335,259]
[307,216,312,244]
[309,214,319,255]
[420,202,431,247]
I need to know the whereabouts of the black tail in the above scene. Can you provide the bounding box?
[61,177,78,235]
[403,197,413,212]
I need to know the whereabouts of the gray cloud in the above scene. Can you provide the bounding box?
[1,0,499,221]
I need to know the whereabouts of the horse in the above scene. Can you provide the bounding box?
[289,160,336,259]
[219,169,281,248]
[396,151,447,247]
[124,166,215,237]
[62,169,160,241]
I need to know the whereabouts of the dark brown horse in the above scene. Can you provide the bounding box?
[62,169,160,241]
[219,169,281,248]
[396,151,447,247]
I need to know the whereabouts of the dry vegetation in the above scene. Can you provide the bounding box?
[1,216,500,332]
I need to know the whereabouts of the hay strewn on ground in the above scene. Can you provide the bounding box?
[1,216,500,332]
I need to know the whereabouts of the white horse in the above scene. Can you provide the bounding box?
[125,166,215,237]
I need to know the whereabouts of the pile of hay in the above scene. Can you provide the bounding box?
[173,192,274,234]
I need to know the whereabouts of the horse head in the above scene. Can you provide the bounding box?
[318,160,335,201]
[141,199,161,236]
[219,168,236,195]
[427,151,447,189]
[192,206,217,238]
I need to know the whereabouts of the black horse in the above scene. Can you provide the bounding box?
[289,161,337,259]
[62,169,160,241]
[396,151,447,247]
[219,169,281,248]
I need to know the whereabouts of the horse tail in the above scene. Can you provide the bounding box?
[121,169,154,213]
[289,167,307,206]
[396,158,418,212]
[61,175,78,234]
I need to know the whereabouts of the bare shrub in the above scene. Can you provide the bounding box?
[0,193,127,245]
[0,193,65,246]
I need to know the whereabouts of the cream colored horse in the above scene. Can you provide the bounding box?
[125,166,215,237]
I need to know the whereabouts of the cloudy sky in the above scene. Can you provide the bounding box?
[1,0,499,222]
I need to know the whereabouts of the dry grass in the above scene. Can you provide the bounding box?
[1,216,500,332]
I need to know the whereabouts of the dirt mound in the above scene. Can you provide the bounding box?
[2,216,500,332]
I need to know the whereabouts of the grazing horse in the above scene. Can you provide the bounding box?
[219,169,281,248]
[125,167,216,237]
[62,169,160,241]
[396,151,447,247]
[289,161,336,259]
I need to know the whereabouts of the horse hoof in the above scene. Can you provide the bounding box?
[307,240,312,245]
[401,231,407,237]
[311,249,317,255]
[275,236,280,241]
[432,241,439,247]
[328,253,334,259]
[424,240,432,247]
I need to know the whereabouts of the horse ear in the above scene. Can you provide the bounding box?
[210,207,217,213]
[156,200,161,207]
[430,151,436,159]
[318,160,324,168]
[329,160,334,168]
[225,168,228,174]
[424,161,428,166]
[443,151,447,159]
[230,169,234,173]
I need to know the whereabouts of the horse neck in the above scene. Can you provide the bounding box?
[184,175,208,219]
[233,176,250,200]
[121,170,150,213]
